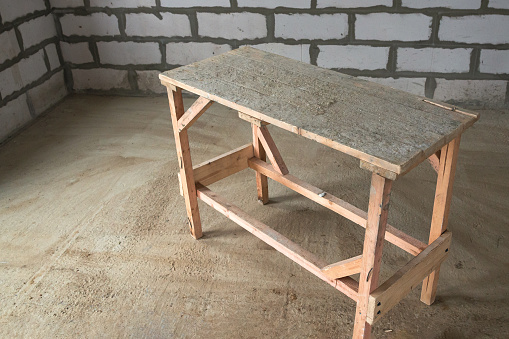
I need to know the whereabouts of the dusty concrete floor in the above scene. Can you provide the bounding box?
[0,95,507,338]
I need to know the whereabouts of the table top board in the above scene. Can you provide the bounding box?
[160,47,479,175]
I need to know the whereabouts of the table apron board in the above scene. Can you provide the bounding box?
[160,50,472,337]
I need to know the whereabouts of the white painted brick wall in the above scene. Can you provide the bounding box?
[358,77,426,96]
[161,0,231,7]
[317,45,389,70]
[397,48,471,73]
[0,0,46,23]
[73,69,129,90]
[439,15,509,44]
[238,0,310,8]
[60,42,94,64]
[60,13,120,36]
[166,42,231,65]
[0,29,20,64]
[50,0,83,8]
[136,70,166,94]
[45,43,61,70]
[28,70,67,115]
[317,0,392,8]
[197,13,267,40]
[97,42,161,65]
[0,95,32,142]
[434,79,507,106]
[480,50,509,74]
[0,66,23,97]
[0,50,47,97]
[356,14,432,41]
[18,15,56,49]
[275,14,348,40]
[249,44,311,63]
[125,13,191,37]
[18,50,48,87]
[401,0,481,9]
[90,0,155,8]
[488,0,509,9]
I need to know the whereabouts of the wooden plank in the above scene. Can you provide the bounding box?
[353,174,392,339]
[177,172,183,196]
[248,158,427,256]
[177,96,213,132]
[360,160,398,180]
[193,144,254,186]
[422,99,479,118]
[421,137,461,305]
[252,125,269,204]
[367,231,452,325]
[167,86,202,239]
[239,111,269,127]
[427,150,441,173]
[159,47,478,174]
[196,185,359,301]
[321,255,363,280]
[256,125,289,175]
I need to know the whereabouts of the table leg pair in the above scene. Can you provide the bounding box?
[166,86,459,339]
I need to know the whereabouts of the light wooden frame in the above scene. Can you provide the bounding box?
[163,85,460,339]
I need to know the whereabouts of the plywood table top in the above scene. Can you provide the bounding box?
[160,47,478,176]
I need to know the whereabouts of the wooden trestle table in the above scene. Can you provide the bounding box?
[159,47,479,339]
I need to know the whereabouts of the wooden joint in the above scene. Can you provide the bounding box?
[366,231,452,325]
[177,97,213,132]
[159,75,177,92]
[321,255,362,280]
[239,111,270,127]
[427,150,441,173]
[193,144,254,186]
[256,125,289,175]
[360,160,398,180]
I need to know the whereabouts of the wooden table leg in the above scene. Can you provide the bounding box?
[421,136,461,305]
[166,86,202,239]
[252,124,269,204]
[353,173,393,339]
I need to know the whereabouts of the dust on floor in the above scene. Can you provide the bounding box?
[0,95,508,338]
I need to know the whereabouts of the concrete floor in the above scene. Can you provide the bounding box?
[0,95,508,338]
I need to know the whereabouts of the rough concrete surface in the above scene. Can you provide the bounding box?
[0,95,508,338]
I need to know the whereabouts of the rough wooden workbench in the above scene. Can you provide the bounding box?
[159,46,479,339]
[162,47,478,177]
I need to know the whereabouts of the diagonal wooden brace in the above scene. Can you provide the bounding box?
[321,255,363,280]
[256,125,289,175]
[177,96,213,132]
[427,150,441,173]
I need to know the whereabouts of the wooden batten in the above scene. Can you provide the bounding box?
[196,185,359,301]
[256,126,289,175]
[321,255,363,280]
[422,99,480,119]
[427,151,441,173]
[177,96,213,132]
[193,144,254,186]
[177,172,183,196]
[367,231,452,325]
[248,158,427,256]
[239,111,270,127]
